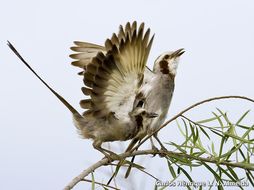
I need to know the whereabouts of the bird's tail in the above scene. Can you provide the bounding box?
[7,41,82,117]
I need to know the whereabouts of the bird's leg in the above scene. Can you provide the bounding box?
[92,141,121,162]
[150,137,159,151]
[154,134,167,151]
[149,137,159,157]
[149,134,167,157]
[153,134,167,157]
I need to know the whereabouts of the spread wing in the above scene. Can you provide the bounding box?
[76,21,154,119]
[70,42,106,68]
[69,31,153,75]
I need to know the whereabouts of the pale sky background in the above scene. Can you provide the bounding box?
[1,0,254,190]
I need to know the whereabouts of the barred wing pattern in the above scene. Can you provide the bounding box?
[70,22,154,120]
[70,42,106,68]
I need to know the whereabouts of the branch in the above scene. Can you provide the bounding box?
[64,148,254,189]
[64,159,109,190]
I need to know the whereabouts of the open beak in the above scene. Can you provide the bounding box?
[171,48,185,58]
[147,112,159,118]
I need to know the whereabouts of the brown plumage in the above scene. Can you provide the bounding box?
[73,21,154,120]
[69,22,184,177]
[71,22,157,157]
[70,22,184,157]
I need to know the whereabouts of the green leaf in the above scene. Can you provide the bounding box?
[178,166,193,182]
[238,148,247,162]
[236,110,250,125]
[197,114,222,124]
[194,127,199,145]
[212,112,224,131]
[216,108,231,125]
[223,131,253,144]
[123,160,145,170]
[193,151,206,157]
[189,122,196,144]
[246,170,254,187]
[210,129,224,138]
[241,124,254,142]
[211,142,217,157]
[221,124,254,159]
[199,126,210,139]
[179,133,194,150]
[236,124,252,130]
[168,154,192,166]
[182,118,189,138]
[176,119,186,137]
[197,137,208,154]
[218,166,235,181]
[107,161,123,185]
[218,137,225,159]
[202,162,222,184]
[226,166,239,181]
[169,142,187,153]
[167,160,176,178]
[221,144,240,159]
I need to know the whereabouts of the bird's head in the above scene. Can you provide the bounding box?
[153,48,185,77]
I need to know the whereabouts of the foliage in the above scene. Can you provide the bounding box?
[64,96,254,190]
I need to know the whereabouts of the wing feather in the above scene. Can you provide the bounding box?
[70,42,106,69]
[70,22,154,119]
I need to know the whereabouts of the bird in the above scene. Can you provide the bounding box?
[70,21,184,152]
[7,21,158,158]
[70,21,184,180]
[71,21,159,158]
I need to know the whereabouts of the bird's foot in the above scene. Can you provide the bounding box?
[153,136,168,157]
[103,153,114,163]
[151,144,167,157]
[151,144,159,157]
[158,146,168,157]
[103,152,122,163]
[93,145,121,163]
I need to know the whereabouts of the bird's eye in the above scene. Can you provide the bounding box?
[141,111,146,115]
[137,100,144,107]
[164,55,169,59]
